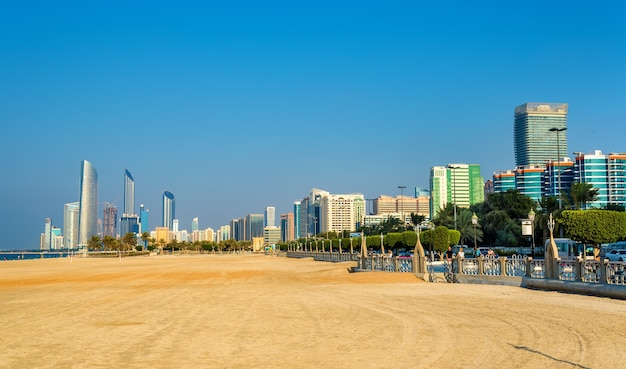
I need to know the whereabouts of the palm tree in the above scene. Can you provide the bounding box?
[122,232,137,252]
[140,232,150,250]
[103,235,118,251]
[456,209,483,245]
[569,182,599,209]
[432,203,455,228]
[410,212,426,230]
[87,235,102,251]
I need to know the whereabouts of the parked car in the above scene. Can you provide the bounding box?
[606,249,626,262]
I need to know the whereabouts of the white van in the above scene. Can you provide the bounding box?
[544,238,586,259]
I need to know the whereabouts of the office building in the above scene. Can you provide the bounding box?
[298,188,327,238]
[373,195,430,220]
[41,218,52,250]
[102,202,117,237]
[319,192,365,233]
[120,215,139,237]
[139,204,149,234]
[230,219,240,241]
[63,202,79,249]
[514,102,568,167]
[123,169,135,216]
[264,226,281,245]
[492,170,516,193]
[573,150,626,208]
[246,214,264,240]
[219,225,230,241]
[78,160,98,247]
[515,165,546,202]
[430,164,484,217]
[162,191,175,229]
[280,213,295,242]
[264,206,275,227]
[545,159,574,200]
[293,202,301,239]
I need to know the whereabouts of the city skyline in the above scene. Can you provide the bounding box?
[1,2,625,249]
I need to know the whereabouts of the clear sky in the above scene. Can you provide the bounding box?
[1,1,625,250]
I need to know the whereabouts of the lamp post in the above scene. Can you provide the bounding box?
[528,209,536,258]
[471,212,478,252]
[398,185,406,228]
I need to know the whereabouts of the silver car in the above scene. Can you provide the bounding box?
[606,249,626,262]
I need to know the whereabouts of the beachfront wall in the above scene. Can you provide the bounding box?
[285,251,626,287]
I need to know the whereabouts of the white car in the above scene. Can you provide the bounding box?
[606,249,626,262]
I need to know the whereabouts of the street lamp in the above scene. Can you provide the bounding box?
[549,127,567,210]
[528,209,536,258]
[398,185,406,228]
[471,212,478,251]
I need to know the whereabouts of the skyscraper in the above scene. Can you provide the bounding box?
[103,202,118,237]
[78,160,98,247]
[42,218,52,250]
[514,102,568,167]
[264,206,276,227]
[280,213,295,242]
[430,164,484,218]
[63,202,79,249]
[162,191,175,230]
[123,169,135,216]
[293,201,301,239]
[139,204,149,234]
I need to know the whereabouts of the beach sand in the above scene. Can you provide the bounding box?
[1,254,624,369]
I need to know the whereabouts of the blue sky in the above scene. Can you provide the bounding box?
[1,1,625,250]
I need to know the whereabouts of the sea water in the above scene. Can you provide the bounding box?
[0,252,67,261]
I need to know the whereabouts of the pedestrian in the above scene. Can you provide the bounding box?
[457,247,465,259]
[446,247,453,262]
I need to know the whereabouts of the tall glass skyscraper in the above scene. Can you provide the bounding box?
[514,103,568,167]
[123,169,135,216]
[139,204,149,233]
[78,160,98,247]
[162,191,175,229]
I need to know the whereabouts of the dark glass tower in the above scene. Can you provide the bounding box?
[162,191,175,230]
[514,103,568,167]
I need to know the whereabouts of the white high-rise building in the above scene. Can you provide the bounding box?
[318,192,365,233]
[264,206,276,227]
[63,202,79,249]
[78,160,98,247]
[123,169,135,216]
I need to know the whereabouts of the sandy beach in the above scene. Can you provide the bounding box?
[1,254,624,369]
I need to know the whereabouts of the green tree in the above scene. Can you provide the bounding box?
[560,210,626,257]
[385,232,404,250]
[473,190,535,247]
[401,230,417,248]
[433,226,450,253]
